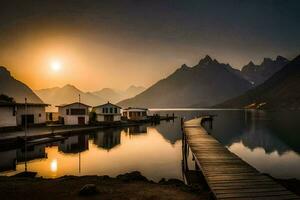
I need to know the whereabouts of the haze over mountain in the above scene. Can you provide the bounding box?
[92,85,145,103]
[35,84,105,108]
[218,55,300,110]
[118,55,252,108]
[241,56,289,86]
[35,84,145,111]
[0,66,43,103]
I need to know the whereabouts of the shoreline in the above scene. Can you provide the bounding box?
[0,171,299,199]
[0,116,176,150]
[0,171,209,200]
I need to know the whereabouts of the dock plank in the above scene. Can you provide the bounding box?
[183,117,299,200]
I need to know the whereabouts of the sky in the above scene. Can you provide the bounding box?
[0,0,299,91]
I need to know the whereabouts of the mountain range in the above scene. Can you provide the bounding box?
[35,84,145,111]
[240,56,289,86]
[218,55,300,110]
[92,85,145,103]
[118,55,253,108]
[1,54,296,110]
[0,66,43,103]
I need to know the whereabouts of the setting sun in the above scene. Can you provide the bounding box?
[50,60,62,72]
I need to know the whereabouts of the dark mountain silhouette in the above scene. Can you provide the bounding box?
[35,84,105,109]
[241,56,289,86]
[92,85,145,103]
[218,55,300,110]
[118,55,252,108]
[0,66,43,103]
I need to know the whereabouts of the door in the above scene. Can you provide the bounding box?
[78,117,85,125]
[21,115,34,126]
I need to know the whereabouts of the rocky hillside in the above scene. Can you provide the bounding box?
[218,55,300,110]
[0,66,43,103]
[241,56,289,86]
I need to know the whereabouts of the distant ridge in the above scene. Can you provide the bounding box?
[0,66,43,103]
[92,85,145,103]
[36,84,145,111]
[118,55,252,108]
[218,54,300,110]
[241,56,289,86]
[35,84,105,108]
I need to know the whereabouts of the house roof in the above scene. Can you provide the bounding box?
[123,107,148,111]
[56,102,91,108]
[93,102,122,109]
[0,102,49,107]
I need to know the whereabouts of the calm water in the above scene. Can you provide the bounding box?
[0,109,300,180]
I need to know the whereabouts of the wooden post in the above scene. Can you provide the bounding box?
[24,98,28,172]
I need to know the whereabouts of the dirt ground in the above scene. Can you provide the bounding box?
[0,172,210,200]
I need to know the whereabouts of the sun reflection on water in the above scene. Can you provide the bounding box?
[50,159,58,173]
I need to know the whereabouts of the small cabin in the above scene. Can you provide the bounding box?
[92,102,121,122]
[122,107,148,121]
[57,102,91,125]
[0,102,48,128]
[15,103,48,126]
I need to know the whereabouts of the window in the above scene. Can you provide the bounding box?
[114,108,117,113]
[70,108,86,115]
[39,113,41,117]
[110,107,113,113]
[105,108,108,113]
[137,112,141,117]
[129,112,132,117]
[66,109,69,115]
[102,107,105,113]
[12,106,16,116]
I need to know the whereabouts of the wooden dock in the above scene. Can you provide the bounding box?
[183,117,299,200]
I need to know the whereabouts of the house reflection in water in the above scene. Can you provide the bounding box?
[93,129,121,151]
[17,144,47,162]
[0,149,17,172]
[58,135,89,154]
[124,125,147,136]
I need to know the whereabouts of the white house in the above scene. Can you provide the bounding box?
[93,102,121,122]
[0,102,47,128]
[0,102,17,127]
[57,102,91,125]
[122,107,148,120]
[15,103,48,126]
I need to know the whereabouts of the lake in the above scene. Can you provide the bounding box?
[0,109,300,181]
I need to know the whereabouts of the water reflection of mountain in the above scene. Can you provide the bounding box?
[201,110,246,146]
[58,135,89,154]
[266,111,300,153]
[238,126,290,155]
[154,119,182,144]
[93,128,121,151]
[212,110,299,155]
[124,125,147,135]
[153,110,300,155]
